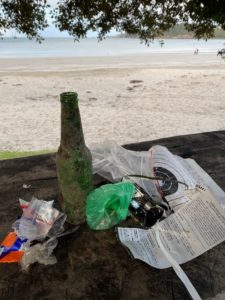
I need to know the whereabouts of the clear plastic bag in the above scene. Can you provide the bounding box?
[48,212,67,238]
[13,198,66,241]
[20,237,58,271]
[91,141,162,204]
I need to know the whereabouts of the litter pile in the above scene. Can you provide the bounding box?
[87,141,225,300]
[88,141,225,231]
[2,141,225,300]
[0,197,66,270]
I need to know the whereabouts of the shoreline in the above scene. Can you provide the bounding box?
[0,53,224,72]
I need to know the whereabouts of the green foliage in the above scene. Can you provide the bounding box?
[163,24,225,39]
[214,28,225,39]
[53,0,225,43]
[0,0,49,42]
[0,1,225,43]
[118,24,225,39]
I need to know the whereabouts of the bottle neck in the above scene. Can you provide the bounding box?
[60,92,85,150]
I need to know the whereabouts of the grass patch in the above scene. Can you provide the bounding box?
[0,150,53,160]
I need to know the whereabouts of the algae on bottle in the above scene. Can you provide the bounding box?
[56,92,93,225]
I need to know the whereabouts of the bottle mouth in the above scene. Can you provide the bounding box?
[60,92,78,103]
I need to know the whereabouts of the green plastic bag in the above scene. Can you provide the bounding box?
[86,181,135,230]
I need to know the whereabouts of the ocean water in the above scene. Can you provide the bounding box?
[0,37,224,58]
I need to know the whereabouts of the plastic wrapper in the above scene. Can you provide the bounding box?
[16,198,66,270]
[47,212,67,238]
[20,237,58,271]
[0,232,28,263]
[0,197,66,269]
[91,141,162,204]
[86,181,135,230]
[13,198,65,242]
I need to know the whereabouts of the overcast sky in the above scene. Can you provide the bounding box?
[6,0,116,38]
[44,0,82,37]
[43,0,116,38]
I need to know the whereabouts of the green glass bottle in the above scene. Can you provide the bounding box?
[56,92,93,225]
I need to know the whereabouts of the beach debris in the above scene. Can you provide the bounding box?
[118,186,225,300]
[129,184,167,228]
[86,178,170,230]
[86,181,135,230]
[91,141,225,299]
[127,86,134,91]
[20,237,58,271]
[22,184,31,189]
[13,198,64,241]
[91,141,162,206]
[13,83,23,86]
[132,84,142,88]
[0,197,66,270]
[0,232,28,263]
[56,92,93,225]
[129,80,143,84]
[91,141,225,210]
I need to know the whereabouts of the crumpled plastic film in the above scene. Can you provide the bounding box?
[86,181,135,230]
[91,140,161,203]
[13,198,65,242]
[20,237,58,271]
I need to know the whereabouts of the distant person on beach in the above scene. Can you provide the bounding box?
[159,40,165,47]
[194,48,199,55]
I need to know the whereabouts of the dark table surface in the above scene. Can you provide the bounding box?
[1,130,225,300]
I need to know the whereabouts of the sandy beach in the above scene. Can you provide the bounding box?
[0,52,225,151]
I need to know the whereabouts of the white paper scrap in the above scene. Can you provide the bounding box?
[118,187,225,269]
